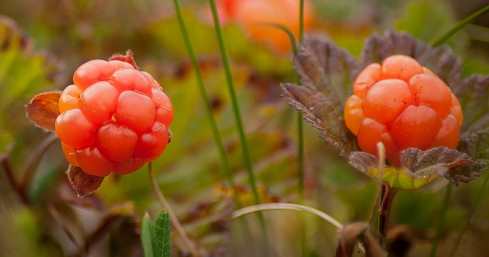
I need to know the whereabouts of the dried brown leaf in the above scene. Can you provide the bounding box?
[66,165,104,198]
[335,222,386,257]
[25,91,61,132]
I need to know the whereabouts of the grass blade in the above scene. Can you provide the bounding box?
[152,213,171,257]
[233,202,343,229]
[141,213,155,257]
[171,0,235,188]
[431,4,489,46]
[208,0,260,205]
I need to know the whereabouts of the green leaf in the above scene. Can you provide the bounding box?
[152,213,171,257]
[141,213,171,257]
[141,214,155,257]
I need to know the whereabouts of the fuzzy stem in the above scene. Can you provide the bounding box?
[429,185,452,257]
[148,164,200,257]
[378,184,396,241]
[431,4,489,46]
[171,0,235,189]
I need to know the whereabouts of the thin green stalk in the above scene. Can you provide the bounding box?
[208,0,260,205]
[448,174,489,257]
[429,185,452,257]
[431,4,489,47]
[298,1,306,256]
[208,2,271,254]
[297,0,305,199]
[171,0,234,188]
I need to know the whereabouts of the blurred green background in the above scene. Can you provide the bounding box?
[1,0,489,256]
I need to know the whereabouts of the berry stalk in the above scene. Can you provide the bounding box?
[148,163,200,257]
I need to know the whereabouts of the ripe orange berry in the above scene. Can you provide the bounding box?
[344,55,463,165]
[56,59,173,177]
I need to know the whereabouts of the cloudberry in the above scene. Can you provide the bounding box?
[56,59,173,177]
[344,55,463,165]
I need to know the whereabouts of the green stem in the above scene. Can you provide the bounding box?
[298,1,306,256]
[297,0,305,200]
[431,4,489,46]
[171,0,235,188]
[208,0,260,205]
[148,163,200,257]
[429,185,452,257]
[299,0,305,42]
[208,2,271,254]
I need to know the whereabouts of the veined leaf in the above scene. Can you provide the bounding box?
[141,214,155,257]
[282,35,358,157]
[349,147,482,189]
[141,213,171,257]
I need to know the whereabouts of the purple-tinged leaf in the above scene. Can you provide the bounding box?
[455,75,489,132]
[294,34,358,102]
[360,30,462,89]
[400,147,482,185]
[282,83,355,157]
